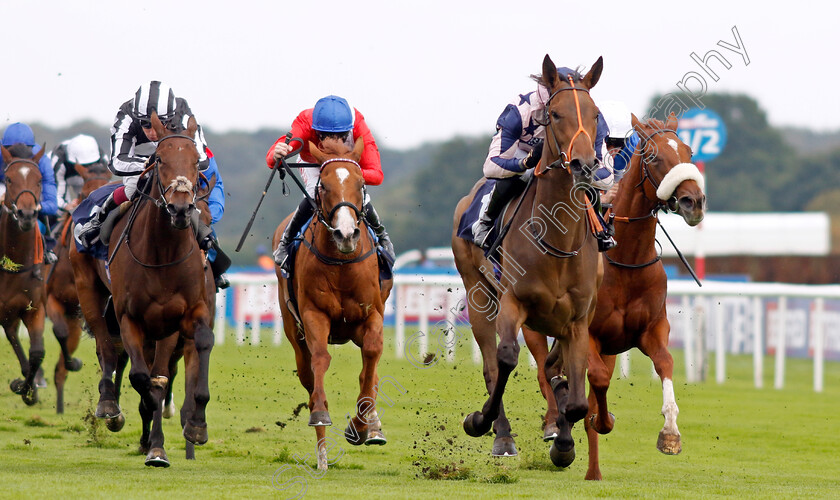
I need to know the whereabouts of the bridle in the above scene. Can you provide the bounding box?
[302,157,375,266]
[2,158,42,223]
[537,75,596,176]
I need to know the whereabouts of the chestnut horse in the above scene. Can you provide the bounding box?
[0,144,47,405]
[582,114,705,479]
[452,55,604,467]
[70,113,214,467]
[273,137,392,471]
[46,160,112,413]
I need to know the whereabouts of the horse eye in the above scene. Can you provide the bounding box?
[551,111,561,121]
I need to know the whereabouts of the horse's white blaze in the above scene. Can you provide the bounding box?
[668,138,679,154]
[661,378,680,436]
[335,206,356,238]
[335,167,350,184]
[170,175,194,193]
[17,166,31,180]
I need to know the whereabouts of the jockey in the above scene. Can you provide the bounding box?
[472,67,616,252]
[598,100,640,205]
[73,81,230,289]
[265,95,395,272]
[51,134,107,210]
[1,122,59,265]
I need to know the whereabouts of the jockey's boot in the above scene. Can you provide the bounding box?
[364,202,395,265]
[274,198,316,273]
[473,176,525,251]
[38,214,58,264]
[586,188,616,252]
[75,193,120,248]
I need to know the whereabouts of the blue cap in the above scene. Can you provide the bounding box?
[312,95,354,133]
[2,122,36,146]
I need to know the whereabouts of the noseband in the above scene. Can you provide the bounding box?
[2,158,41,221]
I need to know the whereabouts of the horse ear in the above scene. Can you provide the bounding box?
[665,112,679,131]
[187,115,198,137]
[541,54,558,90]
[308,141,326,164]
[75,162,89,179]
[583,56,604,89]
[0,145,11,164]
[351,135,364,162]
[631,113,642,132]
[32,143,46,163]
[150,111,166,137]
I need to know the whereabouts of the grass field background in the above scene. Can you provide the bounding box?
[1,324,839,499]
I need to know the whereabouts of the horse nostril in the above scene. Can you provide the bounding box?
[333,228,343,239]
[353,228,361,239]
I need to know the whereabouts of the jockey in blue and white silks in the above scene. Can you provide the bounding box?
[472,66,615,251]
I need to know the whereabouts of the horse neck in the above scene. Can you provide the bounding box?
[532,169,588,242]
[610,161,659,259]
[0,210,36,266]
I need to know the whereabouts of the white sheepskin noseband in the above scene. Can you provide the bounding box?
[656,163,705,201]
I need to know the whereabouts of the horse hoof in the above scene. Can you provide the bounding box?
[345,423,368,446]
[590,412,616,435]
[183,422,208,445]
[543,422,560,442]
[145,448,170,468]
[139,441,150,455]
[162,400,177,419]
[462,411,489,438]
[364,429,387,446]
[491,436,518,457]
[34,374,47,389]
[308,411,332,427]
[66,358,83,372]
[549,441,576,468]
[106,413,126,433]
[657,431,682,455]
[95,400,122,419]
[22,387,38,406]
[10,378,26,394]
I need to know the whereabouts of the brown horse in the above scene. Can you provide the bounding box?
[582,113,705,479]
[46,160,112,413]
[273,137,392,470]
[70,113,215,467]
[0,144,47,405]
[452,54,604,466]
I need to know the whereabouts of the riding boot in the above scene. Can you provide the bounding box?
[274,198,316,271]
[473,176,526,250]
[363,201,395,264]
[586,188,616,252]
[76,193,120,248]
[38,213,58,264]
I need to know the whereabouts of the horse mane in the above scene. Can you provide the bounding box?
[6,144,34,159]
[317,137,352,157]
[638,117,668,132]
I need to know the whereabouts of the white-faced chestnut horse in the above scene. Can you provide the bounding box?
[273,137,392,471]
[452,54,604,467]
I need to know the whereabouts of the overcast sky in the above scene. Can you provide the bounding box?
[2,0,834,149]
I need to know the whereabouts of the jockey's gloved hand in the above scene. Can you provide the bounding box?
[521,141,544,170]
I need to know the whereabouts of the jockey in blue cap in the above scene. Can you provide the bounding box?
[597,100,640,205]
[473,66,616,252]
[1,122,60,267]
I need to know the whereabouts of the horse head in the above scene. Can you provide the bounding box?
[1,144,44,231]
[539,54,603,184]
[309,137,366,254]
[75,159,112,200]
[147,111,200,230]
[631,113,706,226]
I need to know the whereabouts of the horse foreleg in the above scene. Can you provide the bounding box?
[549,321,590,468]
[183,318,213,447]
[587,338,617,435]
[143,334,177,467]
[17,307,46,406]
[640,317,681,455]
[463,297,524,441]
[302,310,332,427]
[523,326,558,442]
[346,314,383,447]
[5,320,30,392]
